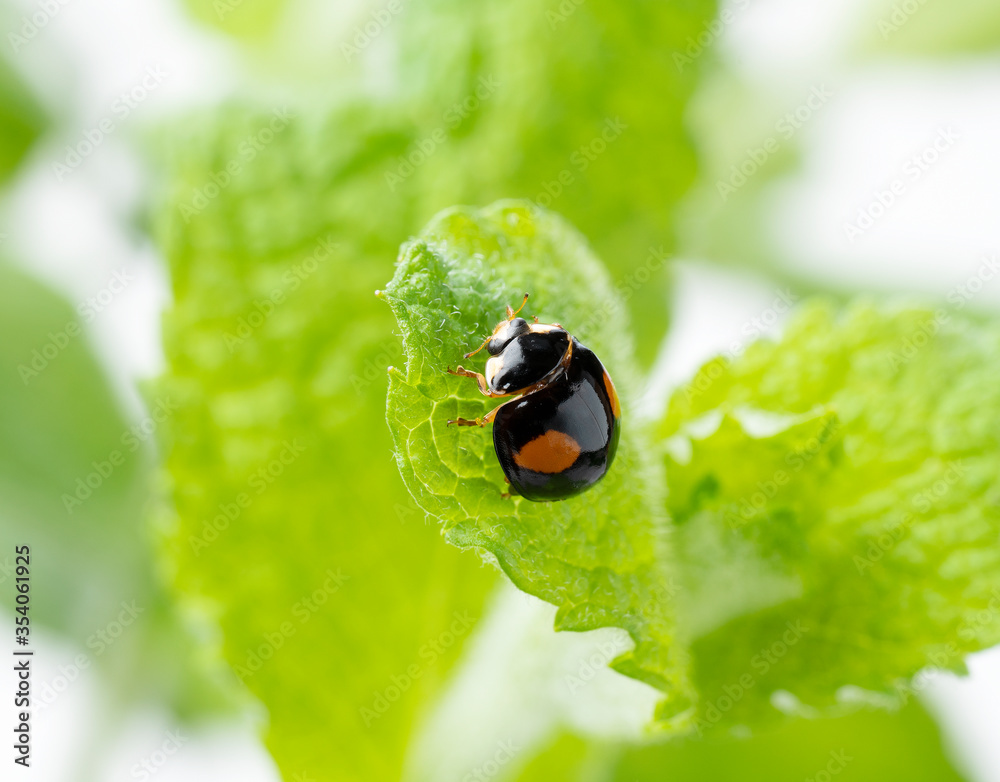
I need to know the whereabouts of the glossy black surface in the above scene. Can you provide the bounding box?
[487,317,530,355]
[489,329,569,393]
[493,339,620,502]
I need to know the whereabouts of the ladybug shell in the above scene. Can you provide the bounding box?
[492,338,621,502]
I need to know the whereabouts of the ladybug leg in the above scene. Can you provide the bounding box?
[481,403,506,424]
[500,477,518,499]
[447,365,509,398]
[446,397,518,427]
[500,475,513,499]
[448,417,485,427]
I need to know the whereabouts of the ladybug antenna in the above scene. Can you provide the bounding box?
[505,292,529,320]
[463,334,493,359]
[463,294,530,359]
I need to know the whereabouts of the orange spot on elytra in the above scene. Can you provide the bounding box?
[603,371,621,418]
[513,430,581,474]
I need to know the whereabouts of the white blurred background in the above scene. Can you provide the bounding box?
[0,0,998,779]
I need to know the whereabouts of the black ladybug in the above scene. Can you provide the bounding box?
[447,294,621,502]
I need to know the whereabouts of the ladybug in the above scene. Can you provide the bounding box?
[447,294,621,502]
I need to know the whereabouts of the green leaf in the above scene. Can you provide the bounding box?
[173,0,721,365]
[0,55,46,181]
[660,300,1000,730]
[153,103,497,782]
[518,701,965,782]
[611,700,966,782]
[398,0,719,366]
[382,200,693,726]
[856,0,1000,58]
[0,262,221,719]
[400,581,664,782]
[180,0,290,40]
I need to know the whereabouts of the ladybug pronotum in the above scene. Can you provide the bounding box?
[447,294,621,502]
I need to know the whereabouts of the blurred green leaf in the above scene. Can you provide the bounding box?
[398,0,719,366]
[660,301,1000,729]
[154,103,497,782]
[181,0,290,40]
[857,0,1000,58]
[0,55,46,181]
[0,262,221,718]
[612,701,966,782]
[173,0,720,366]
[383,201,692,726]
[517,702,966,781]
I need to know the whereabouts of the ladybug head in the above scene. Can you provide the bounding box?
[486,317,530,355]
[463,293,532,359]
